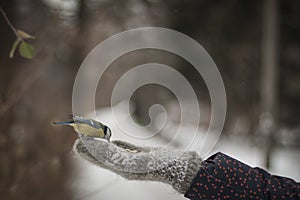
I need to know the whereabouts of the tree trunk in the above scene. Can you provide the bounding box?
[259,0,280,169]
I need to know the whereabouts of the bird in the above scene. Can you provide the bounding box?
[53,115,111,141]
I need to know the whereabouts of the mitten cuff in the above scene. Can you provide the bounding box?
[176,151,202,193]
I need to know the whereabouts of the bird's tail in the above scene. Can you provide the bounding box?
[52,121,74,125]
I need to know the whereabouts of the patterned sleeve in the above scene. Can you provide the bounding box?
[184,152,300,200]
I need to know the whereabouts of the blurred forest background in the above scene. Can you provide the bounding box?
[0,0,299,199]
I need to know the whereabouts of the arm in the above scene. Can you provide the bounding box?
[185,152,300,200]
[74,138,300,199]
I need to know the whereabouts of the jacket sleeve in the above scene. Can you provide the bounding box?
[184,152,300,200]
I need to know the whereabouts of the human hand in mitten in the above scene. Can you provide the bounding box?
[74,137,202,194]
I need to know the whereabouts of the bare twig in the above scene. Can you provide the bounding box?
[0,7,19,37]
[0,8,40,115]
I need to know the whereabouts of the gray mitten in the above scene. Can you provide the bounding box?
[74,137,202,194]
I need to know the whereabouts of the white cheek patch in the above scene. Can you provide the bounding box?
[90,120,95,126]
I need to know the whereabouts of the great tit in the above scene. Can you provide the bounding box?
[53,115,111,141]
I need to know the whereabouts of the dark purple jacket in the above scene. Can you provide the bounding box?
[185,152,300,200]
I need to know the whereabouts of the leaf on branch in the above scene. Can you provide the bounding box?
[9,38,21,58]
[17,29,35,39]
[19,41,36,59]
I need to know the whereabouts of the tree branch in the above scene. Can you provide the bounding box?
[0,7,19,37]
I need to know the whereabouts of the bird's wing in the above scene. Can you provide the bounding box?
[72,116,102,129]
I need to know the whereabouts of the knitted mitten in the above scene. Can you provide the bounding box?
[74,137,202,193]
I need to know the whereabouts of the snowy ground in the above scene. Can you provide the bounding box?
[70,103,300,200]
